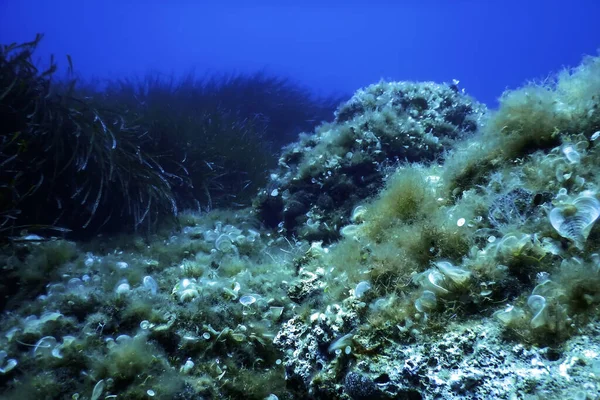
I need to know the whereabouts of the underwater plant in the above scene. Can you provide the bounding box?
[1,35,338,238]
[0,35,183,237]
[102,71,341,211]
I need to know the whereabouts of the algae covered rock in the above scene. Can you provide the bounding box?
[255,80,486,242]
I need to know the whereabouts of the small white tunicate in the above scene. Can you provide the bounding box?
[436,261,471,286]
[240,295,257,306]
[354,281,371,298]
[0,351,17,375]
[528,294,548,329]
[426,175,441,184]
[105,338,116,349]
[115,335,132,344]
[270,189,279,197]
[268,306,284,321]
[562,145,581,164]
[51,346,64,359]
[203,332,211,340]
[592,253,600,270]
[591,359,600,375]
[47,283,66,296]
[116,261,129,269]
[67,278,84,292]
[351,205,367,223]
[180,358,195,374]
[115,281,130,296]
[147,389,155,397]
[344,346,352,355]
[178,288,199,302]
[91,379,105,400]
[415,290,437,312]
[275,359,282,365]
[5,327,20,341]
[487,235,497,243]
[591,131,600,141]
[328,332,354,353]
[142,276,158,295]
[306,218,319,229]
[457,218,466,227]
[215,234,234,253]
[140,320,152,330]
[340,224,360,238]
[33,336,57,358]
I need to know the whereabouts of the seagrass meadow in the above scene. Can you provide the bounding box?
[2,35,600,400]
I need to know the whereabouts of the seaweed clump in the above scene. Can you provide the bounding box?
[0,34,181,237]
[0,35,340,239]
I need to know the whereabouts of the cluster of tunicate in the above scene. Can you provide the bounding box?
[33,335,76,359]
[492,304,527,327]
[340,205,370,240]
[139,312,176,334]
[414,261,472,313]
[172,278,203,302]
[114,279,131,296]
[494,276,571,334]
[204,221,261,254]
[84,252,101,267]
[44,275,95,300]
[328,332,354,356]
[528,278,569,330]
[201,322,268,347]
[114,275,159,297]
[221,281,242,300]
[17,311,63,337]
[171,274,259,312]
[492,232,549,263]
[536,135,589,189]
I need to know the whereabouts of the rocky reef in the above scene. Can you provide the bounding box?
[2,55,600,399]
[254,80,486,243]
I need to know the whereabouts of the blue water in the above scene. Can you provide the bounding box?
[2,0,599,107]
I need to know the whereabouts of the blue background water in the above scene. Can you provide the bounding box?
[1,0,599,107]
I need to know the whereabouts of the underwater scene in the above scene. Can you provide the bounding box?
[2,1,600,399]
